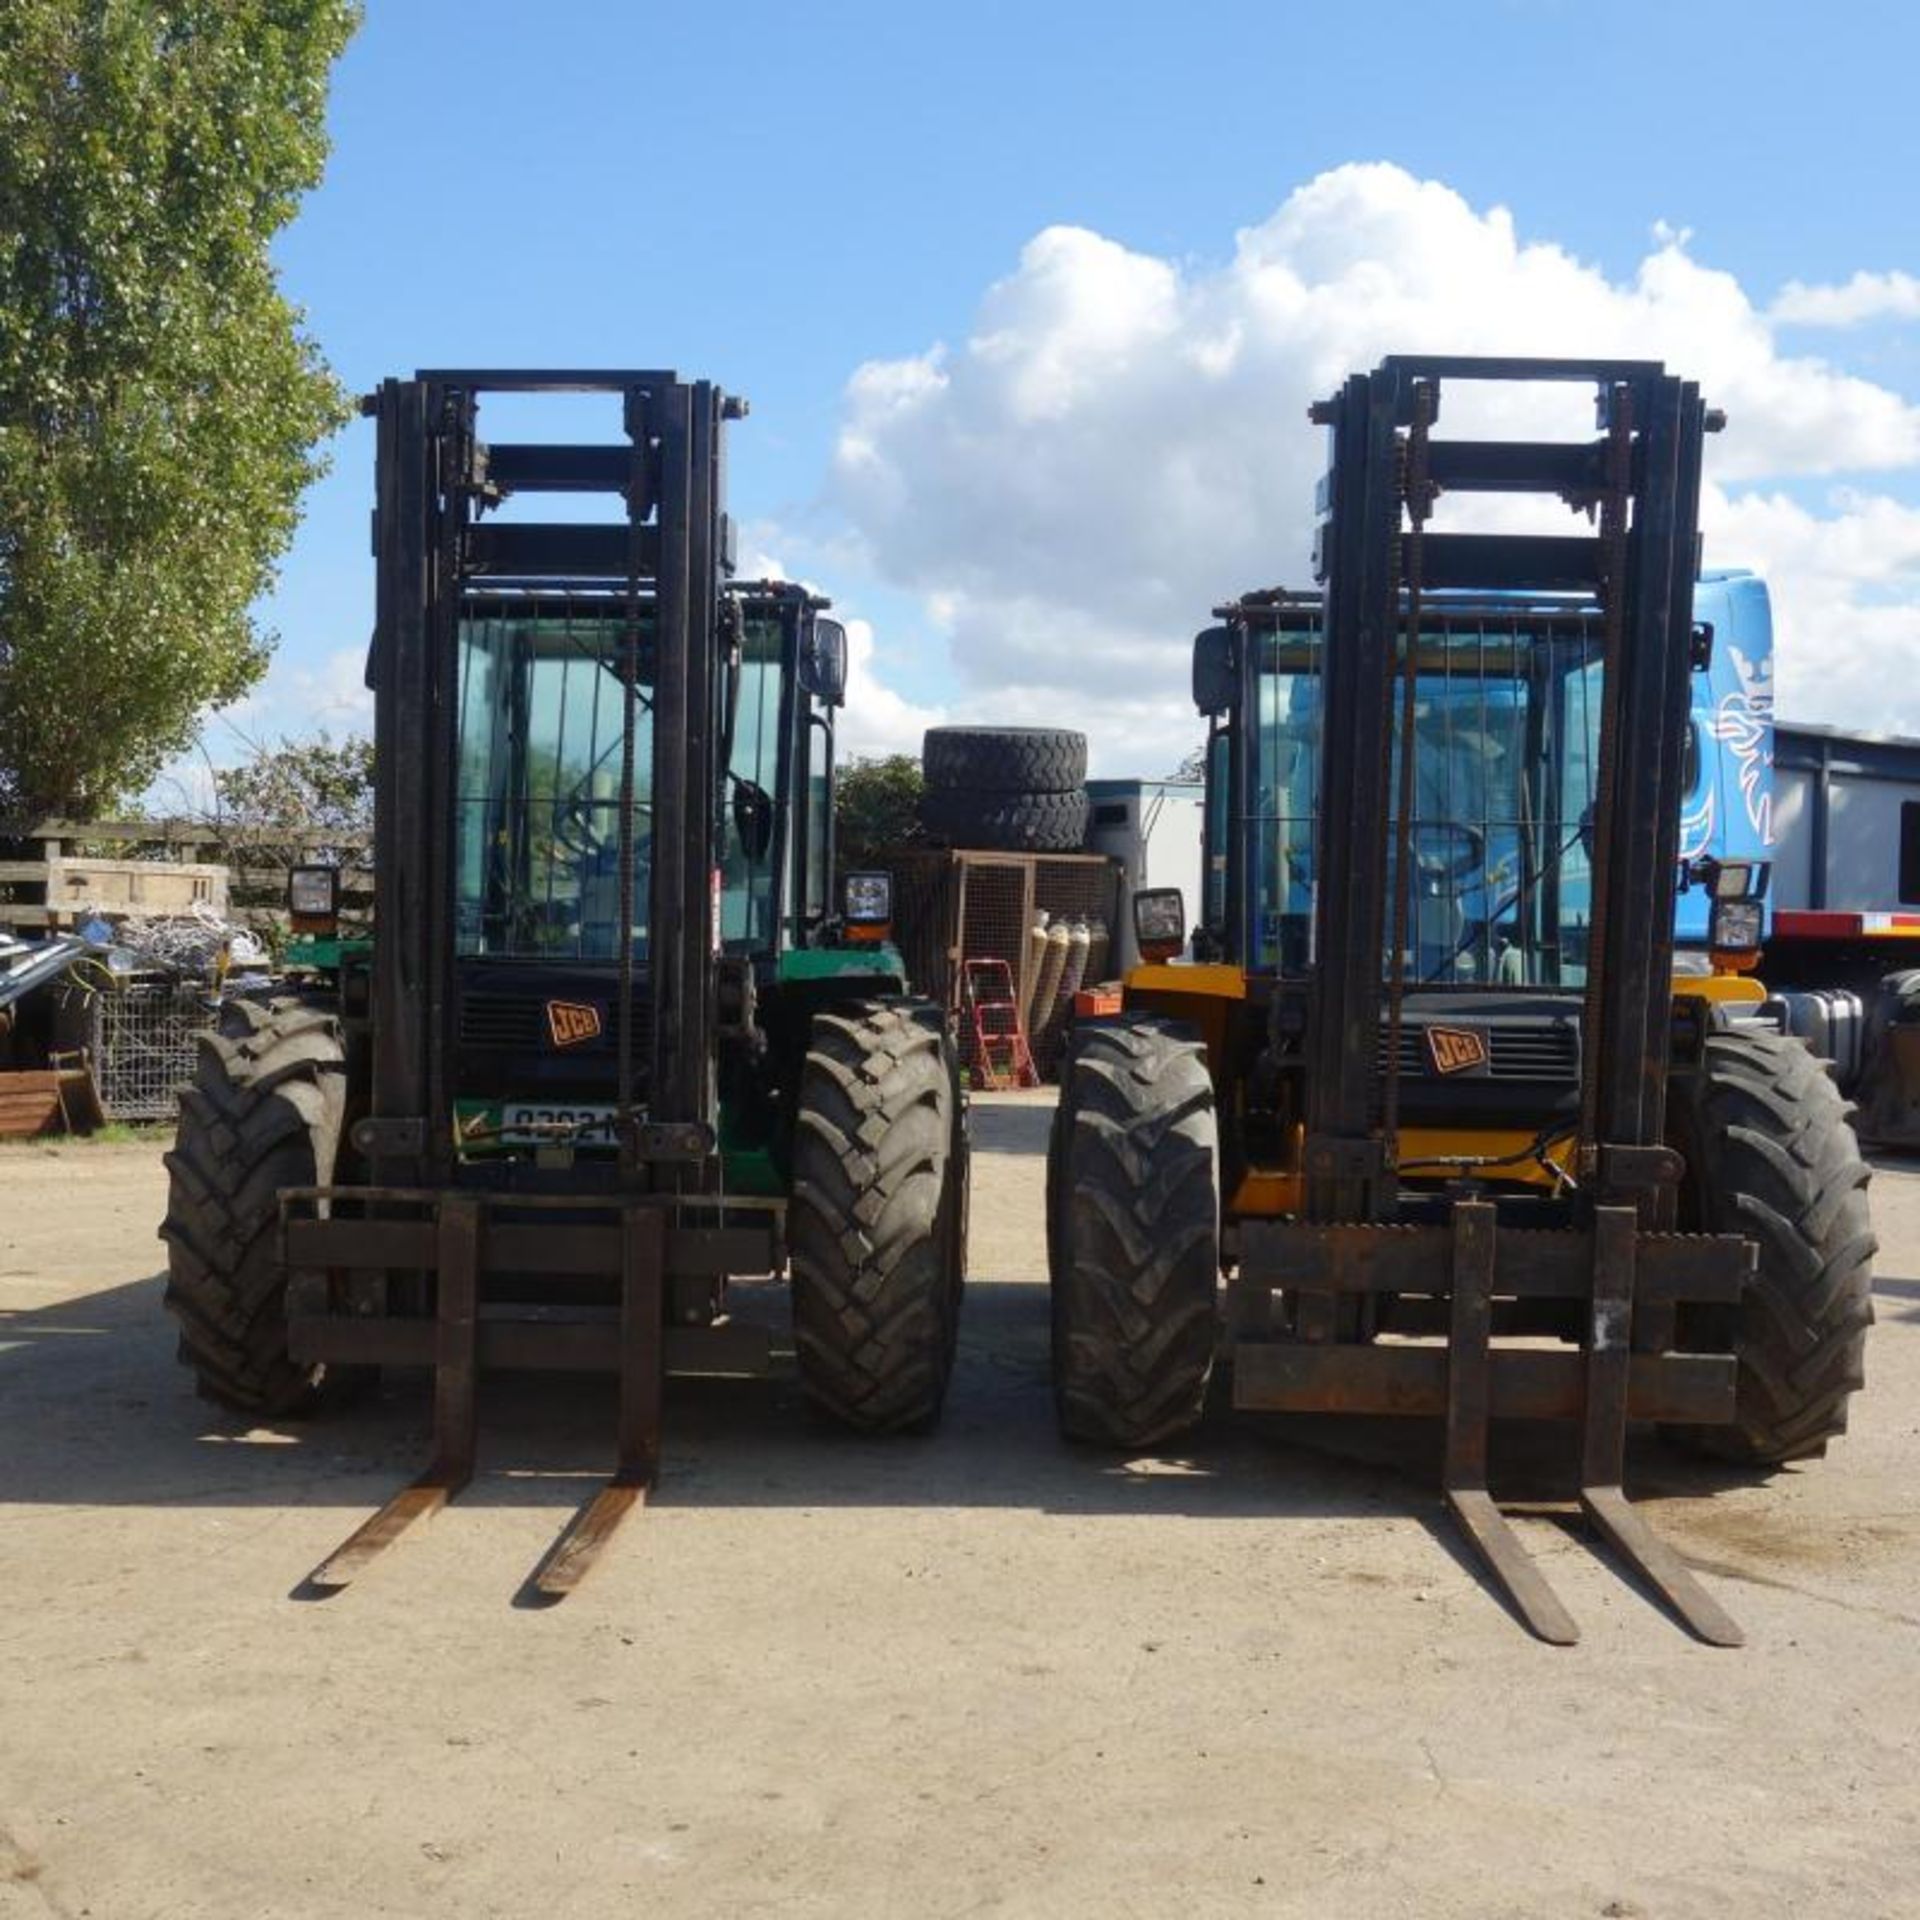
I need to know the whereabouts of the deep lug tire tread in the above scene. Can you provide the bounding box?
[919,785,1089,853]
[789,999,964,1433]
[921,726,1088,795]
[159,994,348,1415]
[1667,1027,1876,1464]
[1048,1017,1220,1447]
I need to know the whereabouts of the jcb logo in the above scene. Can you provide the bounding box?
[1424,1025,1488,1076]
[546,1001,604,1050]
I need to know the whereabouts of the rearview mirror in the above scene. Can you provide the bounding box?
[1191,625,1234,717]
[801,615,849,707]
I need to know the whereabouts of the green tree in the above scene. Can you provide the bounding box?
[0,1,360,821]
[834,752,923,870]
[203,728,371,927]
[212,729,371,859]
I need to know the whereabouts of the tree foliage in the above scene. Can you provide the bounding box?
[212,729,371,865]
[834,752,923,871]
[0,1,360,821]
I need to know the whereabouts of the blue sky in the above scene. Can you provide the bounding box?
[216,0,1920,781]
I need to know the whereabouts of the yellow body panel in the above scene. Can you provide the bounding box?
[1230,1169,1304,1215]
[1124,963,1247,1000]
[1125,963,1769,1220]
[1680,973,1766,1008]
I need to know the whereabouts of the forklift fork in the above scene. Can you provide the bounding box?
[528,1210,665,1599]
[304,1200,668,1599]
[1443,1201,1743,1647]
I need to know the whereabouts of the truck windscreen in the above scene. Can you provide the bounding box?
[1249,608,1605,987]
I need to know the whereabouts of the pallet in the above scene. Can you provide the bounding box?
[0,1068,104,1138]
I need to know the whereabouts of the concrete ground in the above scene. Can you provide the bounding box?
[2,1093,1918,1919]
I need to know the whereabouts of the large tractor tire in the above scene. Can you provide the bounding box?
[1856,968,1920,1148]
[1048,1017,1220,1447]
[160,994,349,1416]
[789,1000,965,1432]
[922,725,1086,795]
[919,785,1089,853]
[1665,1027,1876,1464]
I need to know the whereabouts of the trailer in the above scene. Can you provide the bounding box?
[1758,721,1920,1143]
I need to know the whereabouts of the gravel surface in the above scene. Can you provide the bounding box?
[2,1094,1917,1918]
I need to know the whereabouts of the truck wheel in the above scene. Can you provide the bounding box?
[1049,1017,1219,1446]
[790,1001,964,1432]
[919,785,1089,853]
[1664,1028,1876,1464]
[922,725,1087,794]
[1856,969,1920,1148]
[160,995,349,1415]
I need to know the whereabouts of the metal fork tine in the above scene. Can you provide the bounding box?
[1581,1205,1744,1645]
[305,1200,481,1594]
[1581,1486,1744,1647]
[1444,1201,1582,1645]
[307,1468,465,1593]
[1448,1489,1580,1645]
[528,1209,665,1601]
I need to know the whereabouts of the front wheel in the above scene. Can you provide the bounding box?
[788,1000,964,1432]
[1664,1028,1876,1464]
[1048,1017,1220,1447]
[160,994,349,1415]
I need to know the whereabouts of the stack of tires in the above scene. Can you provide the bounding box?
[919,726,1088,853]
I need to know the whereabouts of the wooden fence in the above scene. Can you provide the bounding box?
[0,819,372,934]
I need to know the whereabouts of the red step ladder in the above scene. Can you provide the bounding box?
[963,959,1038,1090]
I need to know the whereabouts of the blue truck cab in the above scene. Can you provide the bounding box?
[1678,569,1775,947]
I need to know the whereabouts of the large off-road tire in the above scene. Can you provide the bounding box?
[1856,968,1920,1148]
[789,1000,965,1432]
[1048,1017,1220,1447]
[922,725,1087,795]
[1665,1028,1876,1464]
[160,995,348,1415]
[919,785,1089,853]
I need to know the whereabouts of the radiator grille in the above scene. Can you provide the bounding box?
[1379,1021,1578,1081]
[457,991,650,1057]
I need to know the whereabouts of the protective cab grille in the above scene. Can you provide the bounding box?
[1378,1020,1579,1081]
[457,991,651,1058]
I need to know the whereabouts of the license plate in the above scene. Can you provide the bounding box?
[499,1102,618,1147]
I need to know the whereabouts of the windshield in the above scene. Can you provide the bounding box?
[456,599,651,961]
[454,599,795,963]
[1247,610,1603,986]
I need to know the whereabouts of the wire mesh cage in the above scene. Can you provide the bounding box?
[891,849,1121,1082]
[87,979,216,1121]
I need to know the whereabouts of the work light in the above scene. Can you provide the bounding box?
[288,864,341,920]
[842,871,893,926]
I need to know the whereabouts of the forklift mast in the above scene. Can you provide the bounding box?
[362,370,741,1192]
[1301,356,1715,1225]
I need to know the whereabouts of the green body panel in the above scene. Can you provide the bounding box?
[282,932,372,974]
[776,942,906,989]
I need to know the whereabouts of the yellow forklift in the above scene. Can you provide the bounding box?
[1047,356,1874,1644]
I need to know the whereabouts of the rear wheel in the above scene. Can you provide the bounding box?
[1664,1028,1876,1464]
[1049,1017,1220,1446]
[789,1000,964,1432]
[160,995,349,1415]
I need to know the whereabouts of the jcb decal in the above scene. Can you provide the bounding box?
[546,1001,604,1049]
[1424,1025,1488,1076]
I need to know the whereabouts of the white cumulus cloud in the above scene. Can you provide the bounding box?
[1772,269,1920,328]
[834,163,1920,773]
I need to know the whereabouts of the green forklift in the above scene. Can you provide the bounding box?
[162,370,967,1597]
